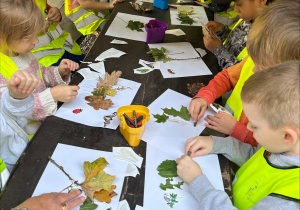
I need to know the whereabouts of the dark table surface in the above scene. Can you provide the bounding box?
[0,1,232,209]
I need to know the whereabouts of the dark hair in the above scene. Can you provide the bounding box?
[233,0,273,5]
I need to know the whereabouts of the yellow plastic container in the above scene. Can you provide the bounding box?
[117,105,150,147]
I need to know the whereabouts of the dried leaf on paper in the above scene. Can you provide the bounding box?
[153,113,169,123]
[187,82,205,97]
[87,98,114,110]
[91,87,106,97]
[106,88,117,96]
[94,185,117,203]
[84,157,109,183]
[97,71,122,88]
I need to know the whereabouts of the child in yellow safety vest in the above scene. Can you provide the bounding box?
[0,0,80,137]
[189,0,300,147]
[203,0,272,69]
[177,61,300,209]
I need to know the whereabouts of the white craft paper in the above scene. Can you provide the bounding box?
[142,89,215,143]
[165,29,186,36]
[170,5,209,26]
[148,42,212,78]
[55,74,141,129]
[96,48,126,62]
[105,12,154,42]
[125,163,139,177]
[77,68,99,80]
[195,47,207,57]
[32,144,127,210]
[110,39,128,44]
[135,205,148,210]
[113,147,143,168]
[88,62,105,75]
[117,199,131,210]
[143,144,223,209]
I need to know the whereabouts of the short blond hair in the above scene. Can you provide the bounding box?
[241,60,300,129]
[0,0,45,55]
[247,0,300,69]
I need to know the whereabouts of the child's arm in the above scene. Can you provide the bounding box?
[213,43,241,69]
[78,0,124,11]
[46,4,62,22]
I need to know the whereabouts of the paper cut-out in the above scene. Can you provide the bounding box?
[72,108,83,114]
[164,193,179,208]
[103,112,117,128]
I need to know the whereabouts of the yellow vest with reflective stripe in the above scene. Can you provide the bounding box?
[32,0,82,67]
[0,158,10,191]
[225,57,254,120]
[200,0,212,3]
[223,19,248,61]
[65,0,109,36]
[233,147,300,209]
[217,2,238,19]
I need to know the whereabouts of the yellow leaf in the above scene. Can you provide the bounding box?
[94,185,117,203]
[84,157,108,183]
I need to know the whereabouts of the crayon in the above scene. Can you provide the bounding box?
[123,113,137,128]
[133,110,137,128]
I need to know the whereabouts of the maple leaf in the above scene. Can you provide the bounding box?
[126,20,144,32]
[84,157,109,183]
[147,47,172,63]
[162,106,190,121]
[153,113,169,123]
[157,160,178,178]
[177,13,195,25]
[87,98,114,110]
[106,88,117,96]
[94,185,117,203]
[97,71,122,88]
[79,197,98,210]
[160,178,174,190]
[82,171,116,202]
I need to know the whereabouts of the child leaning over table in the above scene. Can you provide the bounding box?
[203,0,272,69]
[0,71,42,172]
[177,61,300,209]
[189,0,300,147]
[0,0,80,137]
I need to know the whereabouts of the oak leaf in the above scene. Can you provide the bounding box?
[162,106,190,121]
[87,98,114,110]
[94,185,117,203]
[97,71,122,88]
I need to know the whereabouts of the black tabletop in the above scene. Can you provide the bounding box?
[0,1,232,209]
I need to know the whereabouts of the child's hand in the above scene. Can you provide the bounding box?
[206,21,223,33]
[185,136,213,158]
[203,31,222,52]
[194,1,209,8]
[7,71,41,99]
[47,7,61,22]
[50,85,79,102]
[176,155,203,184]
[204,111,237,135]
[109,0,125,9]
[58,59,79,77]
[189,97,208,123]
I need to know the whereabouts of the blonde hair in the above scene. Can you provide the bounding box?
[0,0,45,55]
[241,60,300,129]
[247,0,300,69]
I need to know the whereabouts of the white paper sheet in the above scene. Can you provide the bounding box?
[77,68,99,80]
[113,147,143,168]
[142,89,215,143]
[110,39,128,44]
[88,62,105,75]
[148,42,212,78]
[105,12,154,42]
[95,48,126,62]
[143,144,224,209]
[55,74,141,129]
[170,5,209,26]
[125,163,139,177]
[165,29,186,36]
[195,47,207,57]
[32,144,127,210]
[117,199,131,210]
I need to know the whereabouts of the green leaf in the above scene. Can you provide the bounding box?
[157,160,178,178]
[177,14,195,25]
[147,47,172,62]
[126,20,144,32]
[153,113,169,123]
[79,197,98,210]
[160,178,174,190]
[84,157,109,182]
[86,171,116,191]
[174,181,184,189]
[162,106,190,121]
[92,88,106,96]
[136,69,150,73]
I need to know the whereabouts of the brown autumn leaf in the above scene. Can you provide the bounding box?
[187,82,205,97]
[82,171,116,202]
[84,157,109,183]
[87,98,114,110]
[97,71,122,88]
[85,95,104,102]
[94,185,117,203]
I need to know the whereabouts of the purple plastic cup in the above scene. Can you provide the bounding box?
[145,20,168,44]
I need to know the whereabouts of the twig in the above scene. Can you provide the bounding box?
[170,57,201,61]
[48,156,81,186]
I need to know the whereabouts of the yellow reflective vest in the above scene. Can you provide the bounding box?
[225,57,254,120]
[0,158,10,192]
[65,0,109,36]
[223,19,248,61]
[233,147,300,209]
[32,0,82,67]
